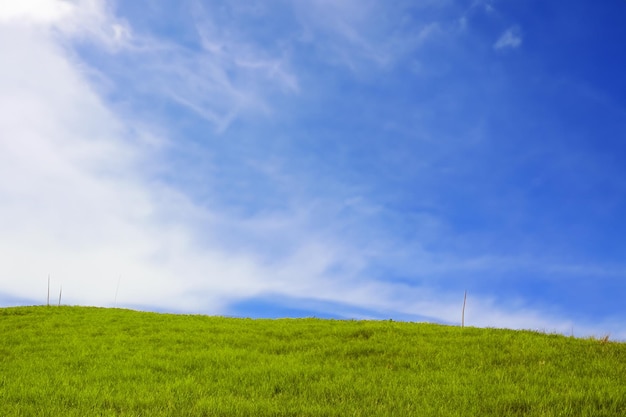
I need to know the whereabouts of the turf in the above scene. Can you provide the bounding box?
[0,306,624,416]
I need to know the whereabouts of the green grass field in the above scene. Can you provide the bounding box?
[1,306,624,416]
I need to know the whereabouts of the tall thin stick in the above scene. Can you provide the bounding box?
[58,286,62,307]
[114,276,121,307]
[47,275,50,306]
[462,290,467,328]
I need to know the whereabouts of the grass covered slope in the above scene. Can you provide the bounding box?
[0,307,624,416]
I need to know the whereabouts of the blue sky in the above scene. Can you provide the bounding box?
[1,0,625,339]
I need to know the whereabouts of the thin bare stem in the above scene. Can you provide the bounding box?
[462,290,467,328]
[114,276,121,307]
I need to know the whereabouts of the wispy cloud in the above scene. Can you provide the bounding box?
[472,0,496,14]
[291,0,449,72]
[494,26,522,50]
[178,1,299,128]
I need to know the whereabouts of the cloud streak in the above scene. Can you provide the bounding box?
[494,26,522,50]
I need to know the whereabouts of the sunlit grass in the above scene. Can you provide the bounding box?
[1,306,624,416]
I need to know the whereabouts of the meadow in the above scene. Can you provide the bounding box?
[0,306,624,416]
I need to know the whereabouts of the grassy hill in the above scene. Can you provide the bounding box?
[0,306,624,416]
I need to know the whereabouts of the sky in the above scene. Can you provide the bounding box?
[1,0,625,339]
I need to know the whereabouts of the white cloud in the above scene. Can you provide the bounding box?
[0,0,131,50]
[494,26,522,50]
[0,0,73,23]
[0,3,352,312]
[0,21,161,305]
